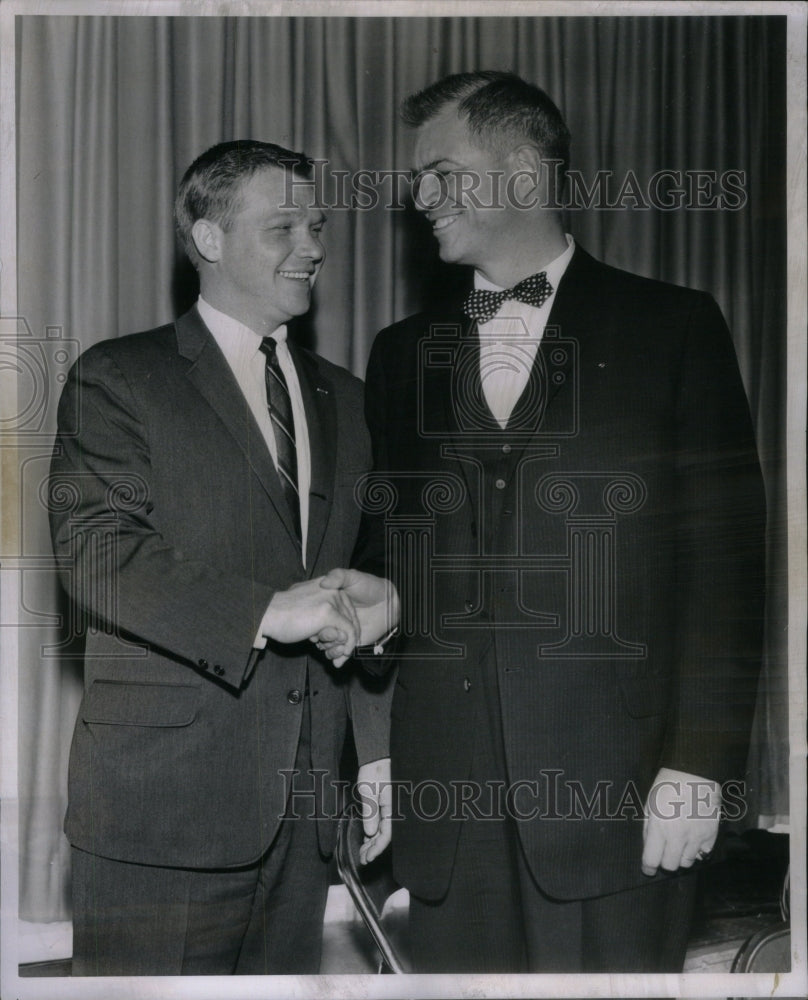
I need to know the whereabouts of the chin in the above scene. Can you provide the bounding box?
[282,292,312,314]
[437,244,463,265]
[436,237,474,268]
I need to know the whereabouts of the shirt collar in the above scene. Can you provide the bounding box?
[196,297,287,348]
[474,233,576,293]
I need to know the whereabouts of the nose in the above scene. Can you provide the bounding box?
[296,230,325,263]
[413,170,447,212]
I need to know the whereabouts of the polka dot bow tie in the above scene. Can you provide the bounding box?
[463,271,553,324]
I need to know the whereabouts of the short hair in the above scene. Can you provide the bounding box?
[175,139,314,267]
[402,70,571,176]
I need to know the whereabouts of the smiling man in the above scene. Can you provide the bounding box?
[49,140,395,975]
[357,72,765,973]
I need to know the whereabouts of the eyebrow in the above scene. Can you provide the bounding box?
[415,157,464,173]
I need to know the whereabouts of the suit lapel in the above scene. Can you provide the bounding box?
[494,244,591,435]
[480,247,588,493]
[540,243,594,407]
[438,258,586,443]
[288,342,337,572]
[433,311,493,527]
[437,311,482,435]
[174,307,301,552]
[432,249,593,497]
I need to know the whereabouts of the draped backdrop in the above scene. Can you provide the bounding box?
[13,14,787,921]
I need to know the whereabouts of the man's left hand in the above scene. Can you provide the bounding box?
[356,756,392,865]
[641,767,721,876]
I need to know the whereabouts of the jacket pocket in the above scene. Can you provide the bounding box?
[82,680,200,728]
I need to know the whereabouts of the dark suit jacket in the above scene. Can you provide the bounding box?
[359,247,765,901]
[50,306,390,869]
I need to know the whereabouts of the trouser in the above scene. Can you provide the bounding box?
[408,642,698,973]
[408,804,698,973]
[71,692,331,976]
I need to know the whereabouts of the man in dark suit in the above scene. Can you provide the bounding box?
[353,72,765,972]
[48,140,396,976]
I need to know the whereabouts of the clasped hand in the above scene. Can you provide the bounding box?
[261,569,399,667]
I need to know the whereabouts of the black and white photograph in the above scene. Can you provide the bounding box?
[0,2,805,998]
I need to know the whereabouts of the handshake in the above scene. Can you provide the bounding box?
[260,568,399,667]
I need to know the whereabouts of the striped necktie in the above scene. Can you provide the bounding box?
[259,337,301,544]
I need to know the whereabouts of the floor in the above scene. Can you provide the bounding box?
[681,828,790,974]
[19,829,789,978]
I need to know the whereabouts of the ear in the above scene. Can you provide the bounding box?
[506,144,544,194]
[507,143,564,208]
[191,219,224,264]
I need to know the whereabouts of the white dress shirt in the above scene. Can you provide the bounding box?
[476,234,576,428]
[197,297,311,566]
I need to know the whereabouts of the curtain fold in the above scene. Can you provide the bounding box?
[14,13,788,921]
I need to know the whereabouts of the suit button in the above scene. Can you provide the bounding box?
[213,664,225,677]
[495,478,506,490]
[287,689,302,705]
[463,677,472,692]
[198,658,209,669]
[502,443,512,454]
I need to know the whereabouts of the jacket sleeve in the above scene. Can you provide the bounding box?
[345,667,395,766]
[661,294,766,786]
[342,356,396,759]
[48,345,275,691]
[349,331,401,678]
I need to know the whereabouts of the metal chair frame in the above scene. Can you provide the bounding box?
[335,805,408,974]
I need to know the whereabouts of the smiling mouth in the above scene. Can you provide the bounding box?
[431,214,461,232]
[278,271,313,281]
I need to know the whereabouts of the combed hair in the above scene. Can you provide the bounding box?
[174,139,313,267]
[402,71,571,175]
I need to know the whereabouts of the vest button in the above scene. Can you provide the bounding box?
[287,689,302,705]
[465,599,474,612]
[502,443,512,454]
[495,478,506,490]
[463,677,472,692]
